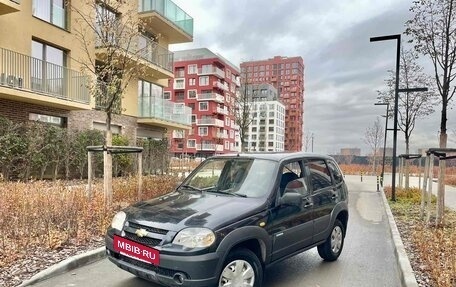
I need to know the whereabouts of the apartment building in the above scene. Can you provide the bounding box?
[0,0,193,143]
[165,48,241,157]
[240,56,305,152]
[245,83,285,152]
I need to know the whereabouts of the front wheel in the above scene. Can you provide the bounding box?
[218,248,263,287]
[317,219,345,261]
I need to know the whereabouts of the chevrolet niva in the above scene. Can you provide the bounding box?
[105,152,349,287]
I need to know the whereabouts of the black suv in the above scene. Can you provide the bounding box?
[106,152,349,287]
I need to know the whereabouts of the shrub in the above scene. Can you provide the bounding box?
[0,175,178,268]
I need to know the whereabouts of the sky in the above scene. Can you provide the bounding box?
[170,0,455,155]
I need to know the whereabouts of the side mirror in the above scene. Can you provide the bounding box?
[280,192,302,206]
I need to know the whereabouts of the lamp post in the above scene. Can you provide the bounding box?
[374,102,390,187]
[370,34,400,201]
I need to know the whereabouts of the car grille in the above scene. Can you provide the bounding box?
[124,232,162,247]
[128,222,168,235]
[119,255,190,279]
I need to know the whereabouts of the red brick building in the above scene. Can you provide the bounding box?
[166,48,241,157]
[240,56,304,152]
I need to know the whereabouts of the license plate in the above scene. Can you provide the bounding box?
[113,235,160,265]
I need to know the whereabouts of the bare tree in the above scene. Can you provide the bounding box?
[364,117,384,175]
[406,0,456,224]
[70,1,145,205]
[233,77,254,152]
[377,46,437,189]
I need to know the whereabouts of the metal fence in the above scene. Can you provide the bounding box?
[0,47,90,104]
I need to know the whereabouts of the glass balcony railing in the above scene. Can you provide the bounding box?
[0,47,90,104]
[138,95,191,126]
[138,0,194,37]
[95,27,174,73]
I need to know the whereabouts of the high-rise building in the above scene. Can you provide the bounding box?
[240,56,304,152]
[245,83,285,152]
[165,48,241,157]
[0,0,193,143]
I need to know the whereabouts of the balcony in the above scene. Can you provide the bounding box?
[138,95,191,130]
[95,31,174,78]
[172,130,185,138]
[197,92,224,103]
[196,143,223,152]
[0,47,90,110]
[138,0,193,44]
[198,66,225,79]
[213,81,229,91]
[0,0,20,15]
[196,118,224,127]
[173,78,185,89]
[214,106,228,115]
[213,131,228,139]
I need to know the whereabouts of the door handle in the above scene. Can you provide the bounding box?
[304,201,313,208]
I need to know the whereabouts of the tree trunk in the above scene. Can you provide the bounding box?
[405,138,410,190]
[104,129,113,206]
[436,132,447,226]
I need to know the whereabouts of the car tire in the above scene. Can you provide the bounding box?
[217,248,263,287]
[317,219,345,262]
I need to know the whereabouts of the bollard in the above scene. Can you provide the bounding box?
[380,175,383,187]
[376,175,380,192]
[360,172,363,182]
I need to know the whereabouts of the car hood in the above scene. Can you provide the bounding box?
[124,191,265,232]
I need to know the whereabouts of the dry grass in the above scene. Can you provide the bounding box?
[385,187,456,287]
[0,176,178,269]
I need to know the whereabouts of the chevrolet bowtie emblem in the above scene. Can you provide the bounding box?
[135,228,148,237]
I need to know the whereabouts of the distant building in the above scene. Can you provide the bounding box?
[245,83,285,152]
[340,148,361,156]
[165,48,241,157]
[240,56,305,152]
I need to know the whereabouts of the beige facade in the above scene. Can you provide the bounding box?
[0,0,193,140]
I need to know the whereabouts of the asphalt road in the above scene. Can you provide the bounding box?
[31,176,401,287]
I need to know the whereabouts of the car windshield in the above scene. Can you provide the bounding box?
[180,158,277,198]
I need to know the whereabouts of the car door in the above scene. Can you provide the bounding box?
[305,159,337,242]
[268,160,314,261]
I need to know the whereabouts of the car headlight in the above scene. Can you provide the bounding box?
[111,211,126,231]
[173,228,215,248]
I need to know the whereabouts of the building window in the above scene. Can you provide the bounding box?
[175,67,185,78]
[225,141,230,149]
[198,127,208,136]
[199,102,208,111]
[33,0,66,29]
[175,91,185,101]
[31,40,66,95]
[188,64,197,74]
[199,76,209,86]
[187,139,196,148]
[229,130,234,139]
[163,91,171,100]
[138,79,163,117]
[188,90,197,99]
[29,113,66,127]
[191,114,196,123]
[174,78,185,89]
[189,78,196,86]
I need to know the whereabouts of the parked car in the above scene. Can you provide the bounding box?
[106,152,349,287]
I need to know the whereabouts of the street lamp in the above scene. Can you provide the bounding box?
[374,102,389,187]
[370,34,400,201]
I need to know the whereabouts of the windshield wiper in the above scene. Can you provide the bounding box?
[179,185,202,192]
[206,189,247,197]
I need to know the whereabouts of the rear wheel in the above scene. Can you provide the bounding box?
[317,219,345,261]
[218,248,263,287]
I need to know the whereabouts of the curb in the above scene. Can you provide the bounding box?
[19,246,106,286]
[380,189,419,287]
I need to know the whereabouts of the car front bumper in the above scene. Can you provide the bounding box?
[105,235,221,287]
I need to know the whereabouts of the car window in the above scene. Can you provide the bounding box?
[280,161,308,196]
[306,159,332,191]
[327,160,343,184]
